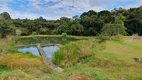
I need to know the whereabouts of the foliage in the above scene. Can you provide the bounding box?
[52,40,104,68]
[112,34,123,41]
[0,64,7,71]
[96,34,109,43]
[115,14,125,25]
[70,21,84,35]
[0,20,15,38]
[0,6,142,36]
[61,33,67,37]
[57,23,69,33]
[8,40,16,47]
[31,32,37,35]
[16,29,21,36]
[102,23,126,40]
[0,12,11,20]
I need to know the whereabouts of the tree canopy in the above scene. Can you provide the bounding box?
[0,6,142,37]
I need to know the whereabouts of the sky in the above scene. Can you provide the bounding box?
[0,0,141,20]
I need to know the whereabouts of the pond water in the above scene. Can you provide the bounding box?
[17,46,59,58]
[17,37,82,58]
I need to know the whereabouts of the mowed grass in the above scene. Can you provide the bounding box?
[89,38,142,80]
[104,39,142,62]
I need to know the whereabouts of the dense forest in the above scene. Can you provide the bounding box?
[0,6,142,38]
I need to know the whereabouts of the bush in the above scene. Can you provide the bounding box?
[61,33,67,37]
[0,64,7,71]
[8,40,16,52]
[52,40,104,68]
[16,29,21,36]
[8,40,15,47]
[112,34,123,41]
[96,34,109,43]
[32,32,37,35]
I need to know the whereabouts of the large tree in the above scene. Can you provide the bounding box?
[102,24,126,40]
[0,12,11,20]
[0,20,15,38]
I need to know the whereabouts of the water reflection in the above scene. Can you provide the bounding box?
[17,46,59,58]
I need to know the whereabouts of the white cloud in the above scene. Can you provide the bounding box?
[0,0,12,3]
[121,0,142,9]
[0,4,60,20]
[42,0,105,18]
[0,0,141,20]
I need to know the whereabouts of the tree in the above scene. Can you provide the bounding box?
[125,6,142,35]
[102,24,126,40]
[80,15,103,36]
[80,10,97,18]
[72,15,79,20]
[115,14,125,26]
[0,12,11,20]
[59,17,70,24]
[57,23,70,34]
[97,10,114,23]
[70,21,84,35]
[35,16,46,22]
[0,20,15,38]
[39,27,49,34]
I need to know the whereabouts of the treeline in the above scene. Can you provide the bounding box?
[0,6,142,38]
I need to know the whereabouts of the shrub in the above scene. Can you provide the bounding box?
[16,29,21,36]
[96,34,109,43]
[32,32,37,35]
[8,40,15,47]
[61,33,67,37]
[0,64,7,71]
[112,34,123,41]
[31,32,38,40]
[52,40,104,68]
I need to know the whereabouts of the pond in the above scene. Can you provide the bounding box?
[17,45,59,59]
[17,37,82,58]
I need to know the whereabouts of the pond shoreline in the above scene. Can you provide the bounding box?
[19,35,94,39]
[15,44,62,48]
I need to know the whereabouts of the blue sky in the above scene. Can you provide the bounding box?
[0,0,141,20]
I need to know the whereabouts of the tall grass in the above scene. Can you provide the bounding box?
[52,39,105,68]
[0,53,42,70]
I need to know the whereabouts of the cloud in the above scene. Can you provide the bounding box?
[42,0,105,17]
[0,4,60,20]
[0,0,12,3]
[0,0,141,20]
[121,0,142,9]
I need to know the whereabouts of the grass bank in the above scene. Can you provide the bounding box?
[20,35,94,39]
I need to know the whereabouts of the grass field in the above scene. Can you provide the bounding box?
[91,40,142,80]
[0,36,142,80]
